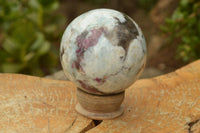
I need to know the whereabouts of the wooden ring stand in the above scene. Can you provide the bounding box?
[76,88,125,120]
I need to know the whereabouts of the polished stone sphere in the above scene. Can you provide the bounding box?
[60,9,146,95]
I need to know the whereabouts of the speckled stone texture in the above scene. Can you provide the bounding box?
[60,9,147,95]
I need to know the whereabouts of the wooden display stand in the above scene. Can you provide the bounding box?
[76,88,124,120]
[0,60,200,132]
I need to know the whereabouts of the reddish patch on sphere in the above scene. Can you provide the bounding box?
[73,27,105,71]
[94,78,106,84]
[78,80,103,94]
[83,27,104,49]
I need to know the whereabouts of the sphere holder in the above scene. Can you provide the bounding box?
[75,88,125,120]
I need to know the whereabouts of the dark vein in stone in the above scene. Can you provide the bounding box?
[113,15,139,60]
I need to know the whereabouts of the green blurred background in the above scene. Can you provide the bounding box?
[0,0,199,76]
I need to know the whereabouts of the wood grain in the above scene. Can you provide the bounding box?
[0,59,200,133]
[0,74,92,133]
[76,88,124,120]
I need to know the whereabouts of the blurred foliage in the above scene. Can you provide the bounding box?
[162,0,200,62]
[0,0,65,76]
[83,0,110,6]
[137,0,158,11]
[83,0,109,5]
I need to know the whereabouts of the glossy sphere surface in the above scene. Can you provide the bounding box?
[60,9,146,95]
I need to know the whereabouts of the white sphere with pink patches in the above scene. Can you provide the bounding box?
[60,9,147,95]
